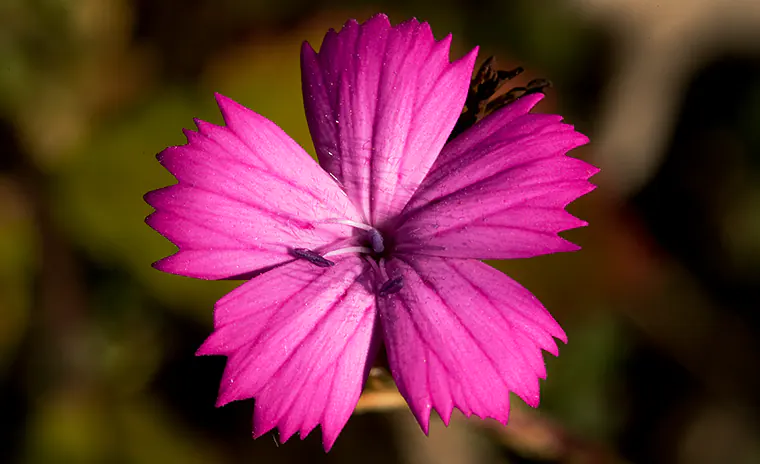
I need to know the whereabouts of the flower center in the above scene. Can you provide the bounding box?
[290,220,403,295]
[323,219,384,253]
[289,219,391,266]
[322,220,386,259]
[300,218,386,259]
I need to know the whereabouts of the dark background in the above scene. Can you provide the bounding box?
[1,1,759,463]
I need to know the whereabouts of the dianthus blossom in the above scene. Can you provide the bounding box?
[145,14,597,450]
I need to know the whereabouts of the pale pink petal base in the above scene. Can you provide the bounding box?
[301,14,478,224]
[396,94,597,259]
[197,256,377,450]
[378,255,566,432]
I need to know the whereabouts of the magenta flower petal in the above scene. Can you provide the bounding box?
[395,94,597,259]
[197,256,377,450]
[301,14,478,224]
[378,255,566,431]
[145,94,362,279]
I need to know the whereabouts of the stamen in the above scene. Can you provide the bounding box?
[291,248,335,267]
[322,218,384,253]
[378,276,404,296]
[324,218,374,231]
[368,228,384,253]
[378,257,389,281]
[363,255,381,275]
[323,246,372,258]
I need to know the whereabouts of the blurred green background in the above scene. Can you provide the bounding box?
[1,1,759,463]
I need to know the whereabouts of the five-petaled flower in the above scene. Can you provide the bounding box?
[145,14,597,451]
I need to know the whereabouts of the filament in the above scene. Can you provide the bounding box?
[323,246,373,258]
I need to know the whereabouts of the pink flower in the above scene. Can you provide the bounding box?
[145,14,597,450]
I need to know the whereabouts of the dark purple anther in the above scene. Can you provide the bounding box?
[369,228,385,253]
[378,276,404,296]
[291,248,335,267]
